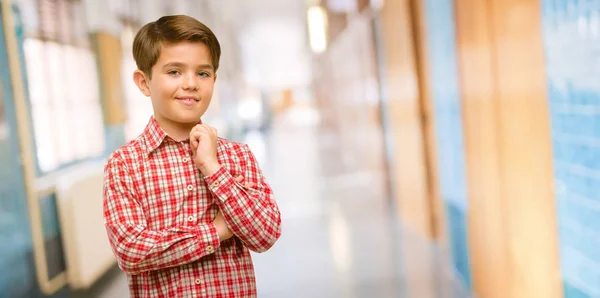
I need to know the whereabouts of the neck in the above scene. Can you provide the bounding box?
[154,116,196,141]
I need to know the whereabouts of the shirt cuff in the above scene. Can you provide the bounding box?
[194,223,221,255]
[204,166,236,202]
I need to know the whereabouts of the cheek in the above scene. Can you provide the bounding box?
[154,78,178,94]
[201,82,215,95]
[148,80,162,94]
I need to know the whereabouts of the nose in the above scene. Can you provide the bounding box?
[182,73,199,91]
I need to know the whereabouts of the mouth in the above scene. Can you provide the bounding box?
[176,96,200,105]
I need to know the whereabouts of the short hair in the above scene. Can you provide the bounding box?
[133,15,221,78]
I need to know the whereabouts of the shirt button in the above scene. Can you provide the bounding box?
[187,185,194,191]
[195,279,201,285]
[187,216,195,222]
[207,245,214,253]
[182,157,189,162]
[211,181,219,188]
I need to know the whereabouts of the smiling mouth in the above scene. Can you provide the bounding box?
[176,97,199,103]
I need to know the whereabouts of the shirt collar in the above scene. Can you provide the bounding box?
[142,116,169,155]
[142,116,203,155]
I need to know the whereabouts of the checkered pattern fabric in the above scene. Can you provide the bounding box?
[103,117,281,297]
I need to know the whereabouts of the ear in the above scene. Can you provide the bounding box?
[133,69,151,97]
[213,73,217,83]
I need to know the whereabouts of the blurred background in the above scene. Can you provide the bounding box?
[0,0,594,297]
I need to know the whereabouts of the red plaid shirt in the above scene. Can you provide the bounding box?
[103,117,281,297]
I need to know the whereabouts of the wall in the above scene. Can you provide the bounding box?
[379,0,433,239]
[454,0,562,297]
[421,0,471,289]
[0,5,68,298]
[541,1,600,297]
[376,2,449,295]
[453,0,508,296]
[0,6,34,297]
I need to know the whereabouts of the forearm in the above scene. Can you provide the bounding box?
[205,167,281,252]
[220,191,281,252]
[106,222,220,274]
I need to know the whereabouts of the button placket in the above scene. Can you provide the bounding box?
[183,168,199,228]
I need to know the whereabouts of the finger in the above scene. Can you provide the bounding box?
[190,131,203,142]
[198,124,212,133]
[200,124,217,136]
[190,126,199,138]
[189,133,201,151]
[190,137,198,150]
[244,182,255,188]
[189,129,200,139]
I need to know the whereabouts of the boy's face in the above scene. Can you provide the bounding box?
[134,41,216,129]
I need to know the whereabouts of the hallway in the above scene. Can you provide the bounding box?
[75,110,470,298]
[0,0,596,297]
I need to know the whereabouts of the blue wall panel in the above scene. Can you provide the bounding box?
[0,5,38,298]
[0,6,68,298]
[542,1,600,297]
[424,0,471,289]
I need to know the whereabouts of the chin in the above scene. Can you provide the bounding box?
[175,114,203,124]
[177,117,201,124]
[167,107,207,123]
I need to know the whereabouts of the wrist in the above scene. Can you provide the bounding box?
[214,220,232,242]
[199,161,221,176]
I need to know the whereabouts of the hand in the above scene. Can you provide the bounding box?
[234,175,255,188]
[214,211,233,242]
[190,124,220,175]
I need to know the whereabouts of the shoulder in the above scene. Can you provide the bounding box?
[215,138,263,179]
[104,137,146,170]
[216,137,257,166]
[217,137,250,156]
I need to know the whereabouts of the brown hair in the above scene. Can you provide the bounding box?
[133,15,221,78]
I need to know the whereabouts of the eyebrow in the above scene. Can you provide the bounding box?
[163,62,214,71]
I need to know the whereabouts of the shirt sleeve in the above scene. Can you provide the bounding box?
[204,144,282,253]
[103,154,221,275]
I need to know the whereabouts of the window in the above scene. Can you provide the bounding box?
[19,0,105,173]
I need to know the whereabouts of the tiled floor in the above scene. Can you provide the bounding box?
[72,111,470,298]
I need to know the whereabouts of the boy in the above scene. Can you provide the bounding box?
[103,15,282,298]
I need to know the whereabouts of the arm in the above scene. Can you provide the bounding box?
[203,144,282,253]
[103,155,221,275]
